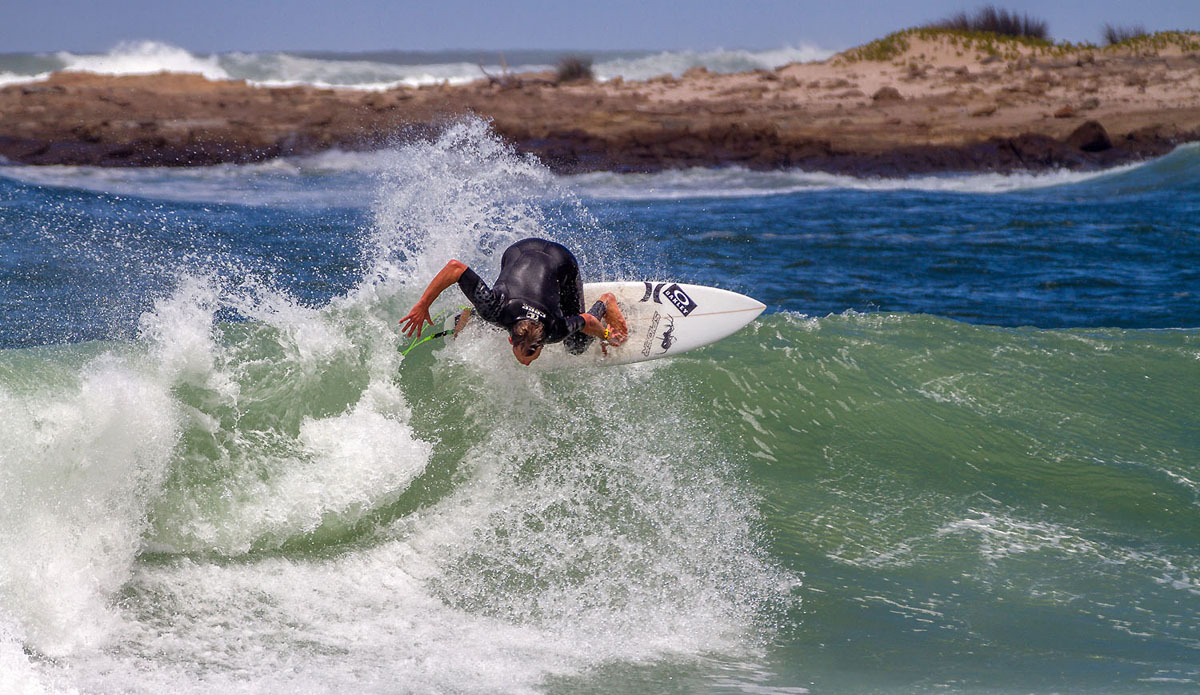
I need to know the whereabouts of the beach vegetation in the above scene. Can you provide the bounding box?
[555,56,594,84]
[836,26,1199,65]
[931,6,1049,40]
[1101,29,1200,53]
[1102,23,1148,46]
[836,27,1055,64]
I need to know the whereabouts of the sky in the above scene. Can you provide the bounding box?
[3,0,1198,54]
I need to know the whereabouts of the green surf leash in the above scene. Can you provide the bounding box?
[401,329,452,355]
[399,307,470,356]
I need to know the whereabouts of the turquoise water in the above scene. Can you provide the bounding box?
[1,121,1197,693]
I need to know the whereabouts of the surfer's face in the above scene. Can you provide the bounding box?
[509,338,542,366]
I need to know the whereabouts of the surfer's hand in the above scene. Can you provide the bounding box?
[399,303,433,338]
[600,293,629,346]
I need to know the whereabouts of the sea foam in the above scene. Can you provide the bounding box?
[0,41,834,90]
[57,40,230,80]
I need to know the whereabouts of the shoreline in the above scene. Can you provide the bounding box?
[2,31,1199,177]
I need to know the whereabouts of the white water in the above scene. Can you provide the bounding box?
[591,44,833,82]
[564,158,1161,199]
[0,142,1170,210]
[57,41,231,81]
[0,149,393,207]
[0,40,834,90]
[0,120,794,694]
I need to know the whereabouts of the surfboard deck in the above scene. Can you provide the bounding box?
[445,281,765,368]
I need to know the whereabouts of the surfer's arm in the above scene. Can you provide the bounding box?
[399,260,468,338]
[580,313,606,337]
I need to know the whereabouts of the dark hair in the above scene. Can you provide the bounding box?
[511,319,544,357]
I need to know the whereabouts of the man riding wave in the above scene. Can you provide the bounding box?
[400,238,629,365]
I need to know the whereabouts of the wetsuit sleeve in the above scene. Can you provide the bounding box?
[457,268,504,324]
[587,300,607,320]
[556,299,601,340]
[562,314,585,337]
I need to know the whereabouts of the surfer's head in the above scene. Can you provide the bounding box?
[509,319,544,366]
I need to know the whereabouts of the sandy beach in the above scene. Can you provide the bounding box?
[2,29,1199,175]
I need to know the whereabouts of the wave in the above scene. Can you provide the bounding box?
[9,141,1197,210]
[565,149,1198,200]
[593,44,834,82]
[0,41,834,90]
[221,51,532,90]
[0,149,395,207]
[0,71,46,88]
[688,311,1200,642]
[58,40,232,80]
[0,121,794,694]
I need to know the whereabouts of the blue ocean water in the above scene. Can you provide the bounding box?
[1,120,1197,694]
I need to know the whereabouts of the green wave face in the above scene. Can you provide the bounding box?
[682,312,1200,691]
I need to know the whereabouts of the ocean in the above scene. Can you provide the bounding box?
[1,110,1198,693]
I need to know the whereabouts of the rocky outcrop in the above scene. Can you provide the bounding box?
[1,65,1198,176]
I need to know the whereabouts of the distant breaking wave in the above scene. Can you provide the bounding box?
[563,159,1156,199]
[58,40,231,80]
[0,40,835,90]
[591,44,833,81]
[3,142,1195,207]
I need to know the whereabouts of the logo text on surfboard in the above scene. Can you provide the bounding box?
[641,311,662,357]
[640,282,699,316]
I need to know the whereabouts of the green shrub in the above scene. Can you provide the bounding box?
[1102,23,1148,46]
[930,5,1049,39]
[556,55,594,83]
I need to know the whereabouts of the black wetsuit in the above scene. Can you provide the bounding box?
[457,238,599,354]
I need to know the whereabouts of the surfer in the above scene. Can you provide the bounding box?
[399,238,629,365]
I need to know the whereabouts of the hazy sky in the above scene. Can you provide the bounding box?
[4,0,1198,53]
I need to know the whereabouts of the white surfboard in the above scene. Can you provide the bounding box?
[447,281,765,368]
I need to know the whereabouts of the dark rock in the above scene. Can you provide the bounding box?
[1065,120,1113,152]
[872,86,903,102]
